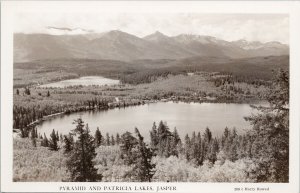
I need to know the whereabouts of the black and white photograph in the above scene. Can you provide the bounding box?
[1,1,299,193]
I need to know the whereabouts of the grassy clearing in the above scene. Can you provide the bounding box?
[13,138,68,182]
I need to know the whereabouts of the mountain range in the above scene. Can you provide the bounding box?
[14,30,289,62]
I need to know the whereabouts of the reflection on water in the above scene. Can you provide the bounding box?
[37,102,264,140]
[39,76,119,88]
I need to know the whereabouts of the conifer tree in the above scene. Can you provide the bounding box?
[190,131,197,160]
[133,128,155,182]
[150,122,159,150]
[202,127,212,160]
[66,118,100,182]
[204,127,212,143]
[30,128,37,147]
[170,127,181,156]
[106,133,110,146]
[30,127,36,138]
[120,131,138,165]
[41,133,49,147]
[157,121,172,157]
[184,134,191,161]
[111,135,115,146]
[63,134,74,153]
[165,138,173,158]
[94,127,102,147]
[196,132,203,165]
[228,130,238,162]
[245,133,254,158]
[207,138,219,164]
[222,127,232,160]
[49,129,59,151]
[35,128,38,139]
[221,127,230,148]
[56,131,59,141]
[60,133,64,143]
[116,133,121,145]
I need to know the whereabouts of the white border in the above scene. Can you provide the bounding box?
[1,1,299,193]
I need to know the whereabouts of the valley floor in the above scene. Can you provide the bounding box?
[14,73,267,107]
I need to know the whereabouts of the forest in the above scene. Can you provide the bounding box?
[13,69,289,183]
[14,55,288,87]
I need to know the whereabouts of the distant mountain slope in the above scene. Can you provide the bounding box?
[231,40,289,57]
[171,55,289,80]
[14,31,289,62]
[14,55,289,84]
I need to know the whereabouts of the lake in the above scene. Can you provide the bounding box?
[36,101,261,140]
[39,76,119,88]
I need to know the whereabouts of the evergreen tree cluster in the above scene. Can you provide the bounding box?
[149,123,255,167]
[120,67,183,85]
[86,97,109,110]
[119,129,155,181]
[61,119,155,182]
[65,119,100,182]
[39,129,60,151]
[14,95,112,154]
[13,105,61,131]
[94,128,121,147]
[150,121,182,157]
[13,97,109,134]
[245,69,289,182]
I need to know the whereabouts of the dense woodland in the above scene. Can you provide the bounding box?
[13,70,289,182]
[119,55,288,85]
[13,97,110,133]
[14,56,288,87]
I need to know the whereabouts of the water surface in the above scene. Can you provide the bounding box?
[37,102,261,140]
[39,76,119,88]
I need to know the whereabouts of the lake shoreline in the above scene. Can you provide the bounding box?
[12,97,264,140]
[14,97,264,134]
[13,72,268,138]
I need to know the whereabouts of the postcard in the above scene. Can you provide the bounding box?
[1,1,299,193]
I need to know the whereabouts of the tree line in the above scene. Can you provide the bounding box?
[13,97,110,136]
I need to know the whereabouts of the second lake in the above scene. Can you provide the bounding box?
[39,76,120,88]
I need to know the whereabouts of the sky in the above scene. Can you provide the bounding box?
[14,13,289,44]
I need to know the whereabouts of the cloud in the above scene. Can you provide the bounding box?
[46,26,94,35]
[14,13,289,44]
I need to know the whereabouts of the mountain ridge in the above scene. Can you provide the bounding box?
[14,30,289,62]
